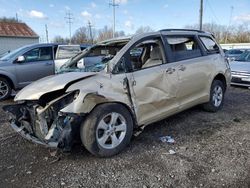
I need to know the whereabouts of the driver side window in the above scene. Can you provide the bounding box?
[23,47,53,63]
[128,38,165,71]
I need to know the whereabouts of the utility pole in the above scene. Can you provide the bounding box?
[65,12,73,44]
[88,20,93,44]
[224,6,234,44]
[199,0,203,30]
[15,13,18,22]
[109,0,119,38]
[45,24,49,43]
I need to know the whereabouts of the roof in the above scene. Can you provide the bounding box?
[0,22,39,38]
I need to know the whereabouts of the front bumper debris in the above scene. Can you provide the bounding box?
[3,103,83,152]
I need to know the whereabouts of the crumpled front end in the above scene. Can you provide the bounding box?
[3,90,83,151]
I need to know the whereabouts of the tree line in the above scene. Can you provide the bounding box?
[185,23,250,43]
[0,17,249,43]
[55,23,250,44]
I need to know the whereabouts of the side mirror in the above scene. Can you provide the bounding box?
[17,55,25,62]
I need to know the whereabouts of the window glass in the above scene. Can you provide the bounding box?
[200,36,220,53]
[23,47,53,62]
[166,36,202,61]
[56,46,81,59]
[128,38,164,71]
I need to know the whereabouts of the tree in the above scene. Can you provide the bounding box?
[135,26,154,34]
[71,27,89,44]
[96,26,113,42]
[184,23,250,43]
[53,36,69,43]
[0,17,21,23]
[96,26,125,42]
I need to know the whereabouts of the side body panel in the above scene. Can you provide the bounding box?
[126,64,179,125]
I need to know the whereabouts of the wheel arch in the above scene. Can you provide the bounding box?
[0,74,15,89]
[84,94,138,128]
[213,73,227,91]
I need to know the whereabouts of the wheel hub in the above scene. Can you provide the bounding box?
[96,112,127,149]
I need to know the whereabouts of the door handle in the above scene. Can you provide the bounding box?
[178,65,186,71]
[165,67,175,74]
[45,62,53,66]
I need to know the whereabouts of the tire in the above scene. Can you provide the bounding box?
[203,80,225,112]
[0,77,12,101]
[80,103,134,157]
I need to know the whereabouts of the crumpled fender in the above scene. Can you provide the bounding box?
[60,73,133,114]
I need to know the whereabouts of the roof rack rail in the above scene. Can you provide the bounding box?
[160,29,206,33]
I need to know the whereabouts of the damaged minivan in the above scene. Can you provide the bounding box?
[3,29,231,157]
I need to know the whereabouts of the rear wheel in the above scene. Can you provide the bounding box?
[0,77,12,101]
[203,80,225,112]
[80,103,134,157]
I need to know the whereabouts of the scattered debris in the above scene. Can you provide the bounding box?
[7,165,14,169]
[26,171,32,175]
[61,181,66,186]
[233,118,241,123]
[49,157,60,164]
[159,136,175,144]
[169,149,176,155]
[49,149,58,157]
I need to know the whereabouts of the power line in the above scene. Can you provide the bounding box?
[109,0,119,38]
[65,12,74,44]
[206,0,221,24]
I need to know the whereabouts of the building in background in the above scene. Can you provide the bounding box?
[0,22,39,57]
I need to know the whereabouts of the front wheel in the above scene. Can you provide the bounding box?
[0,77,12,101]
[203,80,225,112]
[80,103,134,157]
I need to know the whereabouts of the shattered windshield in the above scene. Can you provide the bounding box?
[58,40,129,74]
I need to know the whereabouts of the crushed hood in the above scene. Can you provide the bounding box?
[15,72,96,101]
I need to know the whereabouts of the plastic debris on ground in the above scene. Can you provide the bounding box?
[159,136,175,144]
[169,149,176,155]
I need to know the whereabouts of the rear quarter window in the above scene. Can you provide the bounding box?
[199,36,220,54]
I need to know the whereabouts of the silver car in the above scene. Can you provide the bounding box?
[230,50,250,87]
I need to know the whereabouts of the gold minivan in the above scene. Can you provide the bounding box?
[4,29,231,157]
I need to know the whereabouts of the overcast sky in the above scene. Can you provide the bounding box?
[0,0,249,41]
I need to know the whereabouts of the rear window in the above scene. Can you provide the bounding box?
[200,36,220,54]
[165,36,202,61]
[56,46,81,59]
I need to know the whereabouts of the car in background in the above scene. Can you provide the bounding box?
[54,45,81,72]
[230,50,250,87]
[4,29,231,157]
[0,43,81,100]
[225,49,249,61]
[80,44,91,51]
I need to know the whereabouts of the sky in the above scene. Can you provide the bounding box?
[0,0,250,42]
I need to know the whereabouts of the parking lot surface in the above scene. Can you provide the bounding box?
[0,87,250,188]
